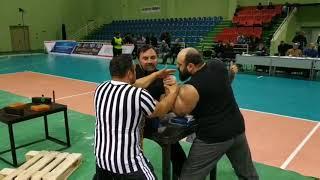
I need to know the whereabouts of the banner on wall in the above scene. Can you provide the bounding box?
[51,41,77,54]
[141,5,160,13]
[72,42,103,55]
[44,41,56,53]
[98,45,135,57]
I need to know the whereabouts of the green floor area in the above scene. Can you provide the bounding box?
[0,90,316,180]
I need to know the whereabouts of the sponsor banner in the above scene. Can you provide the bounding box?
[72,42,103,55]
[98,44,113,57]
[122,45,135,54]
[51,41,77,54]
[98,45,134,57]
[44,41,56,53]
[141,5,160,13]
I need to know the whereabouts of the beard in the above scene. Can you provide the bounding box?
[144,64,156,72]
[178,68,191,81]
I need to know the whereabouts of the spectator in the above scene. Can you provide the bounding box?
[282,2,290,17]
[255,42,268,56]
[304,43,318,58]
[292,31,307,50]
[267,2,275,9]
[160,32,171,48]
[170,38,183,64]
[237,34,246,44]
[160,40,171,64]
[286,43,302,57]
[111,32,123,57]
[317,34,320,57]
[150,34,158,47]
[257,2,263,10]
[278,41,290,56]
[123,33,133,44]
[213,41,225,58]
[145,33,151,45]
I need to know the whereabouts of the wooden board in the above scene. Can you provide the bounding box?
[0,151,82,180]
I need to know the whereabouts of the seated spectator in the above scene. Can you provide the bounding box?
[213,41,224,58]
[123,33,133,44]
[282,2,290,17]
[237,34,246,44]
[292,31,307,50]
[150,34,158,47]
[170,38,183,64]
[286,43,302,57]
[145,33,151,45]
[257,3,263,10]
[255,42,268,56]
[317,34,320,57]
[304,43,318,58]
[278,41,291,56]
[222,42,235,60]
[267,2,275,9]
[160,40,171,64]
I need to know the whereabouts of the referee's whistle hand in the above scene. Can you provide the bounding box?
[156,69,176,79]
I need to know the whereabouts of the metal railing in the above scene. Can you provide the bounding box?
[68,20,100,41]
[271,7,297,41]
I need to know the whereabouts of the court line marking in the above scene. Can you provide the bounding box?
[241,108,319,123]
[0,53,44,58]
[55,91,95,100]
[26,71,99,85]
[280,122,320,169]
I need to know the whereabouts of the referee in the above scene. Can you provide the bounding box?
[94,54,178,180]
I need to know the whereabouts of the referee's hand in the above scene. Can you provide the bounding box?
[156,69,176,79]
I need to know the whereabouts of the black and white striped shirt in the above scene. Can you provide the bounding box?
[94,80,156,174]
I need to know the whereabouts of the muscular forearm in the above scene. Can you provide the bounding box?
[133,72,158,88]
[150,90,178,118]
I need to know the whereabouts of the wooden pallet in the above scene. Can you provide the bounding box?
[0,151,82,180]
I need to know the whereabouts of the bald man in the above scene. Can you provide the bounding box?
[170,48,258,180]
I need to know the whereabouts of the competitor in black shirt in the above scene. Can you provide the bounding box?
[174,48,258,180]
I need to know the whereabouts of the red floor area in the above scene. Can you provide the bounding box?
[286,125,320,178]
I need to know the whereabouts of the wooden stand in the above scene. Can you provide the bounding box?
[0,151,82,180]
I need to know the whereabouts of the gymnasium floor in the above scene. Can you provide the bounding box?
[0,54,319,179]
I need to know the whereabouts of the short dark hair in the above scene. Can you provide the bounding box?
[185,48,203,65]
[137,44,158,58]
[109,54,134,78]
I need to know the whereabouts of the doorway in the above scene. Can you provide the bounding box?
[10,26,31,52]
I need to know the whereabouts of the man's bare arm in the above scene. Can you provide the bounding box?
[149,84,179,118]
[133,69,175,89]
[172,84,199,117]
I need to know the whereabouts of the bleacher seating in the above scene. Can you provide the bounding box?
[86,16,223,47]
[215,27,262,43]
[233,5,282,26]
[214,5,282,43]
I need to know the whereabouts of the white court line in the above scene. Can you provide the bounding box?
[26,71,99,85]
[240,108,319,123]
[55,91,95,100]
[257,76,263,79]
[0,53,43,58]
[280,122,320,169]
